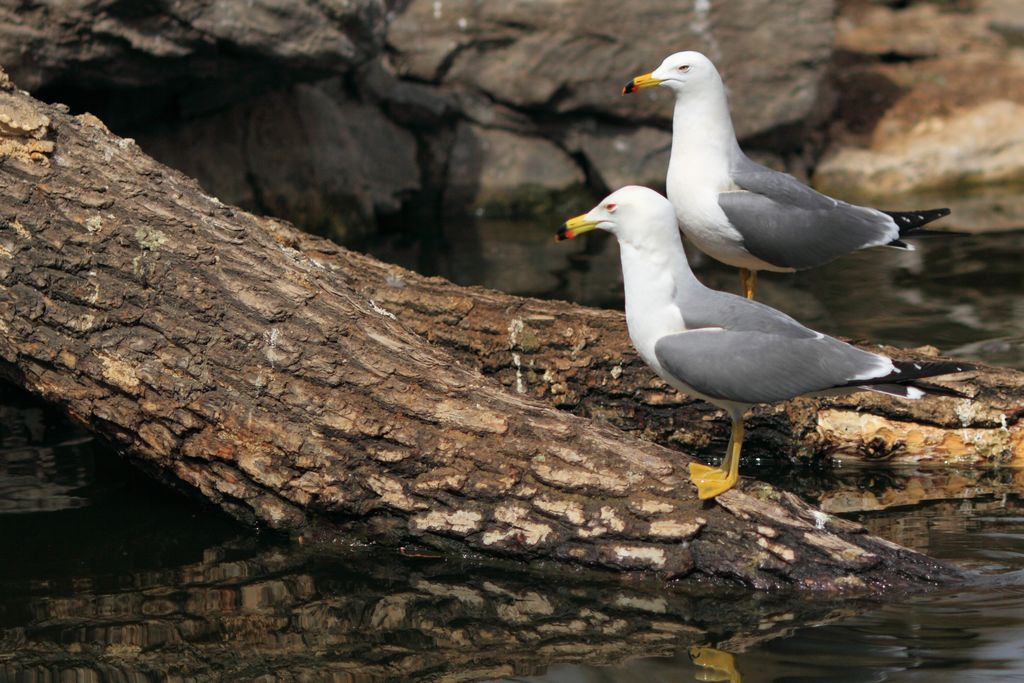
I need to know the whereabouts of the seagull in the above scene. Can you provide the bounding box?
[622,51,950,299]
[556,186,971,499]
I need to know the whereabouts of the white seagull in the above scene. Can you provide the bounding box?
[557,186,970,499]
[623,51,950,299]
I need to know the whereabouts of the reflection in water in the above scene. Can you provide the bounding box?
[3,538,857,682]
[689,645,742,682]
[2,386,1024,681]
[508,495,1024,683]
[0,395,94,514]
[0,387,857,681]
[367,218,1024,370]
[771,463,1024,516]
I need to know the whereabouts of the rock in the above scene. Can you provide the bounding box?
[814,99,1024,199]
[930,187,1024,233]
[989,20,1024,47]
[565,123,672,193]
[454,89,538,134]
[5,0,842,225]
[357,58,460,128]
[835,3,996,60]
[977,0,1024,47]
[286,81,420,217]
[137,106,256,210]
[818,1,1024,204]
[445,122,586,215]
[390,0,835,215]
[387,0,836,139]
[138,79,420,243]
[181,0,387,68]
[0,0,388,91]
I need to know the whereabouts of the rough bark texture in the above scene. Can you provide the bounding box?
[328,243,1024,471]
[1,74,1020,589]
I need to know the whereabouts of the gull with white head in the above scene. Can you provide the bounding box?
[557,186,970,499]
[623,51,951,299]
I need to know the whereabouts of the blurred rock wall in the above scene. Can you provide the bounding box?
[815,0,1024,230]
[2,0,1021,240]
[0,0,835,240]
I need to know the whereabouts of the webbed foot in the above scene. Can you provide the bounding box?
[688,463,739,500]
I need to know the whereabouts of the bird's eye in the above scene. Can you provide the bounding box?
[678,64,690,72]
[606,203,617,212]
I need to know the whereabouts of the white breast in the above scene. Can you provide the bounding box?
[668,182,796,272]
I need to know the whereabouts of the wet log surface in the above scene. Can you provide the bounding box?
[0,72,1020,590]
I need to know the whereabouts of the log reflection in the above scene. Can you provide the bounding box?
[1,538,867,682]
[778,463,1024,515]
[4,377,1019,681]
[0,396,94,514]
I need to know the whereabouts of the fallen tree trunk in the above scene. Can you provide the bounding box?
[0,70,1017,589]
[336,248,1024,468]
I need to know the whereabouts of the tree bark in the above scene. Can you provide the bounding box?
[0,71,1018,589]
[335,247,1024,469]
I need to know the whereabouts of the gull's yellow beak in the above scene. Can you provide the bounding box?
[556,214,599,241]
[622,72,663,95]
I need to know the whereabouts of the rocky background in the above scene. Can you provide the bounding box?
[2,0,1022,242]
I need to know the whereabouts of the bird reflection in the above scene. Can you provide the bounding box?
[690,645,742,682]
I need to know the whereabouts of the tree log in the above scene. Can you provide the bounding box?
[0,71,1018,589]
[335,248,1024,469]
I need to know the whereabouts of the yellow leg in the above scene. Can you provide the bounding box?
[739,268,757,300]
[690,645,742,682]
[688,418,744,500]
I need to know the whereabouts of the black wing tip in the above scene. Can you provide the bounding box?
[895,359,975,398]
[852,359,975,398]
[892,359,976,375]
[884,207,952,235]
[907,380,971,399]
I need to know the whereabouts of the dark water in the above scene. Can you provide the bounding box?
[3,213,1023,680]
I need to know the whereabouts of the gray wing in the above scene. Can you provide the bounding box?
[721,154,900,270]
[677,285,817,338]
[654,329,889,404]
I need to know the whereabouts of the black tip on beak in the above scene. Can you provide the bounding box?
[622,80,636,95]
[555,223,571,241]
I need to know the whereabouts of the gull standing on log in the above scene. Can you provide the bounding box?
[557,186,970,499]
[623,51,951,299]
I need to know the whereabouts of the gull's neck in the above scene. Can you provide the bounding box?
[667,83,741,190]
[617,224,702,362]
